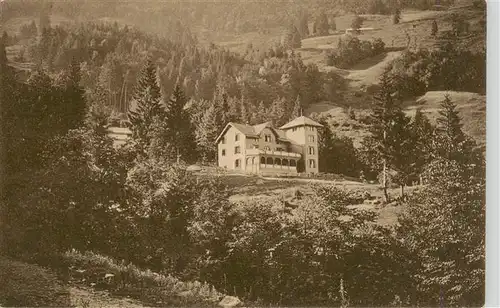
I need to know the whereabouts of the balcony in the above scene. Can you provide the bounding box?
[246,148,301,158]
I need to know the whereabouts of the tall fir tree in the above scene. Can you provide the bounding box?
[351,15,364,34]
[363,67,402,201]
[291,95,302,120]
[0,36,12,250]
[431,20,438,36]
[298,12,310,38]
[195,101,224,163]
[434,94,475,163]
[253,101,268,124]
[315,12,330,36]
[386,110,413,196]
[127,58,164,153]
[213,85,232,125]
[61,59,87,130]
[315,116,360,177]
[330,16,337,31]
[39,1,52,34]
[411,108,435,182]
[239,96,250,124]
[393,8,401,25]
[162,84,197,163]
[270,97,288,127]
[283,23,302,49]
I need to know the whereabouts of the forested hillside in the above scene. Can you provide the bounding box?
[0,0,487,306]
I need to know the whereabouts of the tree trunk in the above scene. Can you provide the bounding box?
[401,184,404,199]
[382,158,389,203]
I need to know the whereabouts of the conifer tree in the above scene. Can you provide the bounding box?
[195,102,223,163]
[0,38,11,249]
[213,85,232,125]
[431,20,438,37]
[39,1,52,34]
[411,108,434,182]
[162,84,196,163]
[330,16,337,31]
[393,8,402,24]
[61,59,87,130]
[239,96,250,124]
[270,97,288,127]
[127,59,164,151]
[291,95,302,120]
[434,94,473,163]
[298,12,310,38]
[387,110,413,196]
[316,12,330,36]
[316,116,360,176]
[363,68,401,201]
[283,23,302,49]
[351,15,364,34]
[253,101,267,124]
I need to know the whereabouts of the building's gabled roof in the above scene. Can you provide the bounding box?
[214,122,259,144]
[280,116,324,130]
[252,122,273,135]
[252,122,290,142]
[215,121,296,144]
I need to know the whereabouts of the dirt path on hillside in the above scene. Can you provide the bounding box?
[0,257,145,307]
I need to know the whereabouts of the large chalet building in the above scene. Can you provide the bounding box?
[215,116,323,175]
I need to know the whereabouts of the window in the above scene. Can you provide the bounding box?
[253,144,259,149]
[222,149,226,156]
[264,146,271,151]
[260,157,266,164]
[308,126,315,131]
[308,135,315,143]
[265,134,272,142]
[235,159,241,168]
[309,159,316,168]
[276,147,283,152]
[235,134,240,142]
[308,146,315,155]
[292,127,298,132]
[221,136,226,144]
[234,146,241,154]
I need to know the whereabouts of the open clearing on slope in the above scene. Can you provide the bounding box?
[406,91,486,145]
[221,173,407,226]
[306,91,486,146]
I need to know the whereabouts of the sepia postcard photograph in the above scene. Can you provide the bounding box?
[0,0,496,307]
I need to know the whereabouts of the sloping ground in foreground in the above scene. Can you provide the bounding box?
[0,257,71,307]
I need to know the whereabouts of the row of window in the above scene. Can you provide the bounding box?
[221,133,241,145]
[222,146,315,156]
[222,133,316,144]
[291,126,316,132]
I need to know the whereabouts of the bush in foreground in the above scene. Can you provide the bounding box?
[60,250,224,307]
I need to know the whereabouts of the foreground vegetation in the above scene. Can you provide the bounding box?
[0,1,485,306]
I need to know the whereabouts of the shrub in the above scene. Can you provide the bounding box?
[62,250,223,307]
[325,37,385,69]
[397,159,485,306]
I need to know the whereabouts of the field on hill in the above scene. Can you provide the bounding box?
[216,173,406,226]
